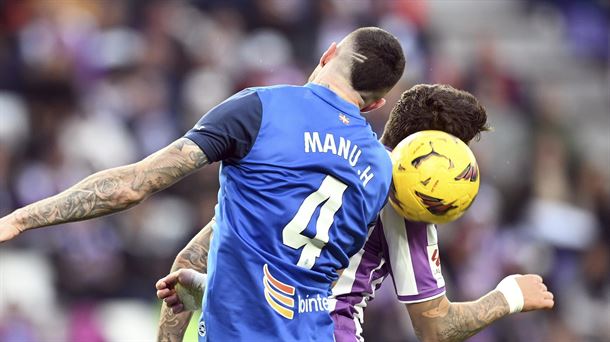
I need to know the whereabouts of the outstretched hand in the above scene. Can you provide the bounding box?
[156,269,207,314]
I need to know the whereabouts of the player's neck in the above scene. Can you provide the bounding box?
[311,75,364,110]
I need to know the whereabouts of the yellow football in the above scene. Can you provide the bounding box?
[389,130,480,224]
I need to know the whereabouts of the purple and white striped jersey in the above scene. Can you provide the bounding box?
[329,203,446,342]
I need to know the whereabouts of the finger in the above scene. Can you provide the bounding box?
[532,274,543,283]
[164,294,180,306]
[544,291,554,300]
[164,294,181,307]
[171,303,185,314]
[155,279,167,290]
[160,271,181,289]
[540,283,548,292]
[157,288,173,299]
[542,298,555,309]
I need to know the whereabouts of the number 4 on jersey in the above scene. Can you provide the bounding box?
[282,175,348,269]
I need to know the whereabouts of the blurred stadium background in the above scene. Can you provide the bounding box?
[0,0,608,341]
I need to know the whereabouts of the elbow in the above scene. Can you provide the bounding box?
[117,190,146,209]
[129,190,148,205]
[118,162,156,206]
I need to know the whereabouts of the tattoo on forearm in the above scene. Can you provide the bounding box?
[158,224,213,342]
[14,138,208,231]
[174,237,210,271]
[158,309,193,342]
[414,292,509,342]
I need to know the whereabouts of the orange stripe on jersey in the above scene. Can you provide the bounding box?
[263,277,295,307]
[264,289,294,319]
[263,264,295,295]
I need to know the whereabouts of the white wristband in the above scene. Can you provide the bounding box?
[193,272,208,291]
[495,275,524,314]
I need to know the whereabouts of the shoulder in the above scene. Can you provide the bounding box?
[250,84,305,92]
[223,88,262,107]
[249,84,311,100]
[183,88,265,163]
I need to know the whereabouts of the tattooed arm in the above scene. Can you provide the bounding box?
[407,292,508,342]
[407,275,554,342]
[0,138,208,242]
[158,220,213,342]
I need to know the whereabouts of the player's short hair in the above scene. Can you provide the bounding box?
[348,27,405,102]
[381,84,490,148]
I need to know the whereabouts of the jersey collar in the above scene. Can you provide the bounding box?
[305,83,363,119]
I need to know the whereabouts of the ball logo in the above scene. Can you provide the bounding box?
[411,141,454,169]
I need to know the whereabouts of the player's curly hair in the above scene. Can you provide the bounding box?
[380,84,490,148]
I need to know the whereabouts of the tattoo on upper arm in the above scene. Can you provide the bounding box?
[135,138,209,194]
[16,138,209,231]
[411,292,509,342]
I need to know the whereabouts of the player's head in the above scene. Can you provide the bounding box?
[309,27,405,111]
[380,84,490,149]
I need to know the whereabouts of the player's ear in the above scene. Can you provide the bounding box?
[361,98,386,113]
[319,42,337,66]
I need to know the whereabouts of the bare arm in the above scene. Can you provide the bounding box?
[407,275,554,342]
[408,292,508,342]
[158,220,213,342]
[0,138,208,241]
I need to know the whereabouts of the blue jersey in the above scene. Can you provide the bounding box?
[184,83,392,341]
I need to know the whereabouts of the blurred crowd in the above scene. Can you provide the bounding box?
[0,0,608,341]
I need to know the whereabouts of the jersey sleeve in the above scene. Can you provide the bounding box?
[183,88,263,163]
[380,204,446,303]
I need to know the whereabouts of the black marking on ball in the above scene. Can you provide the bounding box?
[454,163,478,182]
[415,190,458,216]
[411,141,454,169]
